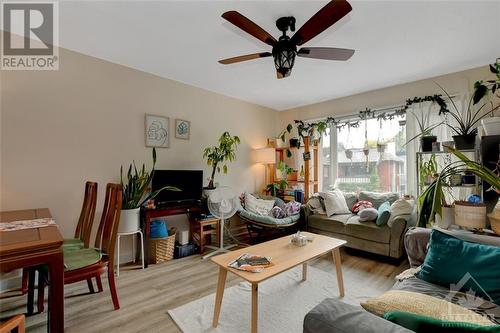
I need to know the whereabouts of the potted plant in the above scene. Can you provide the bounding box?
[203,131,240,192]
[438,85,500,149]
[406,106,442,152]
[120,148,180,233]
[265,182,280,197]
[472,59,500,105]
[419,154,438,186]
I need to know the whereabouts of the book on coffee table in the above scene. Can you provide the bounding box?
[228,253,272,273]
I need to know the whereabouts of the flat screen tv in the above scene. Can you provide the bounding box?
[152,170,203,206]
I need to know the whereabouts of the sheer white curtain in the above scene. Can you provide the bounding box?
[405,93,471,197]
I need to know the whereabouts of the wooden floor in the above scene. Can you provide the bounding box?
[0,244,408,333]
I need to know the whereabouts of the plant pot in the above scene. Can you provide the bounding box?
[289,138,300,149]
[287,171,298,181]
[452,134,476,150]
[203,187,217,198]
[450,174,462,186]
[118,208,141,233]
[420,136,437,152]
[454,201,486,230]
[434,206,454,229]
[423,175,434,185]
[275,138,287,148]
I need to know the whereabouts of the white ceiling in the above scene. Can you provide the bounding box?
[57,1,500,111]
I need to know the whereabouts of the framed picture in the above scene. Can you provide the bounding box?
[175,119,190,140]
[145,114,169,148]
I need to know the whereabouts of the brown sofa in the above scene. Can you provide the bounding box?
[302,191,416,259]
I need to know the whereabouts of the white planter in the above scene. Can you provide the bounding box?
[118,208,141,233]
[435,206,454,229]
[203,188,217,198]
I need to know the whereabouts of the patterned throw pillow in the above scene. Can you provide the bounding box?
[352,200,373,213]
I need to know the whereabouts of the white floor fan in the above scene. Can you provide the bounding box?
[202,187,239,259]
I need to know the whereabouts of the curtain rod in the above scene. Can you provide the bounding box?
[305,93,460,123]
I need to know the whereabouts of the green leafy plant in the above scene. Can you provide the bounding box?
[265,182,280,197]
[405,106,443,145]
[203,131,240,189]
[437,83,500,136]
[473,59,500,104]
[419,154,438,185]
[277,160,293,178]
[417,146,500,227]
[120,148,180,209]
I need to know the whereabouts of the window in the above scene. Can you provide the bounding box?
[322,115,407,194]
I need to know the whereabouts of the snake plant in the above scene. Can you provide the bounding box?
[120,148,180,209]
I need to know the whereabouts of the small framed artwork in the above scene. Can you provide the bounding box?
[175,119,190,140]
[145,114,169,148]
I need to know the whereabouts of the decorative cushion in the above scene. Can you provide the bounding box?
[352,200,373,213]
[360,290,494,326]
[359,207,378,222]
[244,192,275,216]
[359,191,400,209]
[384,311,500,332]
[343,192,358,212]
[319,190,350,216]
[416,230,500,305]
[388,199,415,225]
[376,201,391,226]
[307,195,326,215]
[64,248,102,271]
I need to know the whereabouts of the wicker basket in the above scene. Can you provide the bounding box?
[149,227,176,264]
[454,201,486,230]
[488,211,500,236]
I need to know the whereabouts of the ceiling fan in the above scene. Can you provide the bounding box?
[219,0,355,79]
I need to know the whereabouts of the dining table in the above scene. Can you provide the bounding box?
[0,208,64,332]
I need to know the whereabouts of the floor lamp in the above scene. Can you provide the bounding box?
[253,147,276,188]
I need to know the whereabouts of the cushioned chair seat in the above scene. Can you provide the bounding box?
[238,209,299,226]
[62,238,84,252]
[307,214,351,235]
[64,248,102,271]
[346,215,391,243]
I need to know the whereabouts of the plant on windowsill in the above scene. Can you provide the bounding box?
[203,131,240,191]
[120,148,180,232]
[405,101,443,152]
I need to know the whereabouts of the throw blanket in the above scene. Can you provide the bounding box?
[270,201,301,218]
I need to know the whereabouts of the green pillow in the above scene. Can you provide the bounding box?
[384,311,500,332]
[376,201,391,226]
[416,230,500,305]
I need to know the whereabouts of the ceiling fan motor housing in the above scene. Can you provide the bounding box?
[272,38,297,78]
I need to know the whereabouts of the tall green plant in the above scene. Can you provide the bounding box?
[203,132,240,189]
[120,148,180,209]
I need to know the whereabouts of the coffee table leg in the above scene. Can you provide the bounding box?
[212,267,227,328]
[302,262,307,282]
[251,283,258,333]
[332,248,345,297]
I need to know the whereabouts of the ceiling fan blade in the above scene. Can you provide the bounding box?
[219,52,272,65]
[298,47,354,61]
[291,0,352,46]
[222,11,277,46]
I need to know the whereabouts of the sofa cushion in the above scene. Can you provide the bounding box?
[359,207,378,222]
[343,192,358,212]
[346,215,391,243]
[244,192,275,216]
[307,214,351,235]
[388,199,415,225]
[376,201,392,226]
[359,191,400,209]
[306,195,326,215]
[416,230,500,305]
[319,190,350,216]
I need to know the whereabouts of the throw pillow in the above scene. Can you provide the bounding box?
[307,195,326,215]
[352,200,373,213]
[376,201,391,226]
[388,199,414,223]
[360,290,494,326]
[383,311,500,332]
[416,230,500,305]
[359,191,400,209]
[343,191,358,211]
[319,190,350,216]
[359,207,378,222]
[244,192,275,216]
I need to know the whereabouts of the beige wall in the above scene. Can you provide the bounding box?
[278,65,495,127]
[1,48,278,245]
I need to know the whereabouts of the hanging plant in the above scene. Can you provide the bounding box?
[405,94,449,114]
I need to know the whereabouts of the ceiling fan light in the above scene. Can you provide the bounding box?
[273,49,296,77]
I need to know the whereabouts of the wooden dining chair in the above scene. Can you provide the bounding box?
[23,181,98,313]
[0,314,25,333]
[36,183,123,310]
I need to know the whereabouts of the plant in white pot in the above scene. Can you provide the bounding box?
[119,148,179,233]
[203,131,240,193]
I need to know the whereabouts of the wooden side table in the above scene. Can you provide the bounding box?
[190,217,220,254]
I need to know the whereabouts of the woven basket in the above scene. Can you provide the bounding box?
[454,202,486,230]
[149,227,176,264]
[488,211,500,236]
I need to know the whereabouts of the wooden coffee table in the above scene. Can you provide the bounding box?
[211,232,346,333]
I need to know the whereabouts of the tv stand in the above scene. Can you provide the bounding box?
[141,203,202,268]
